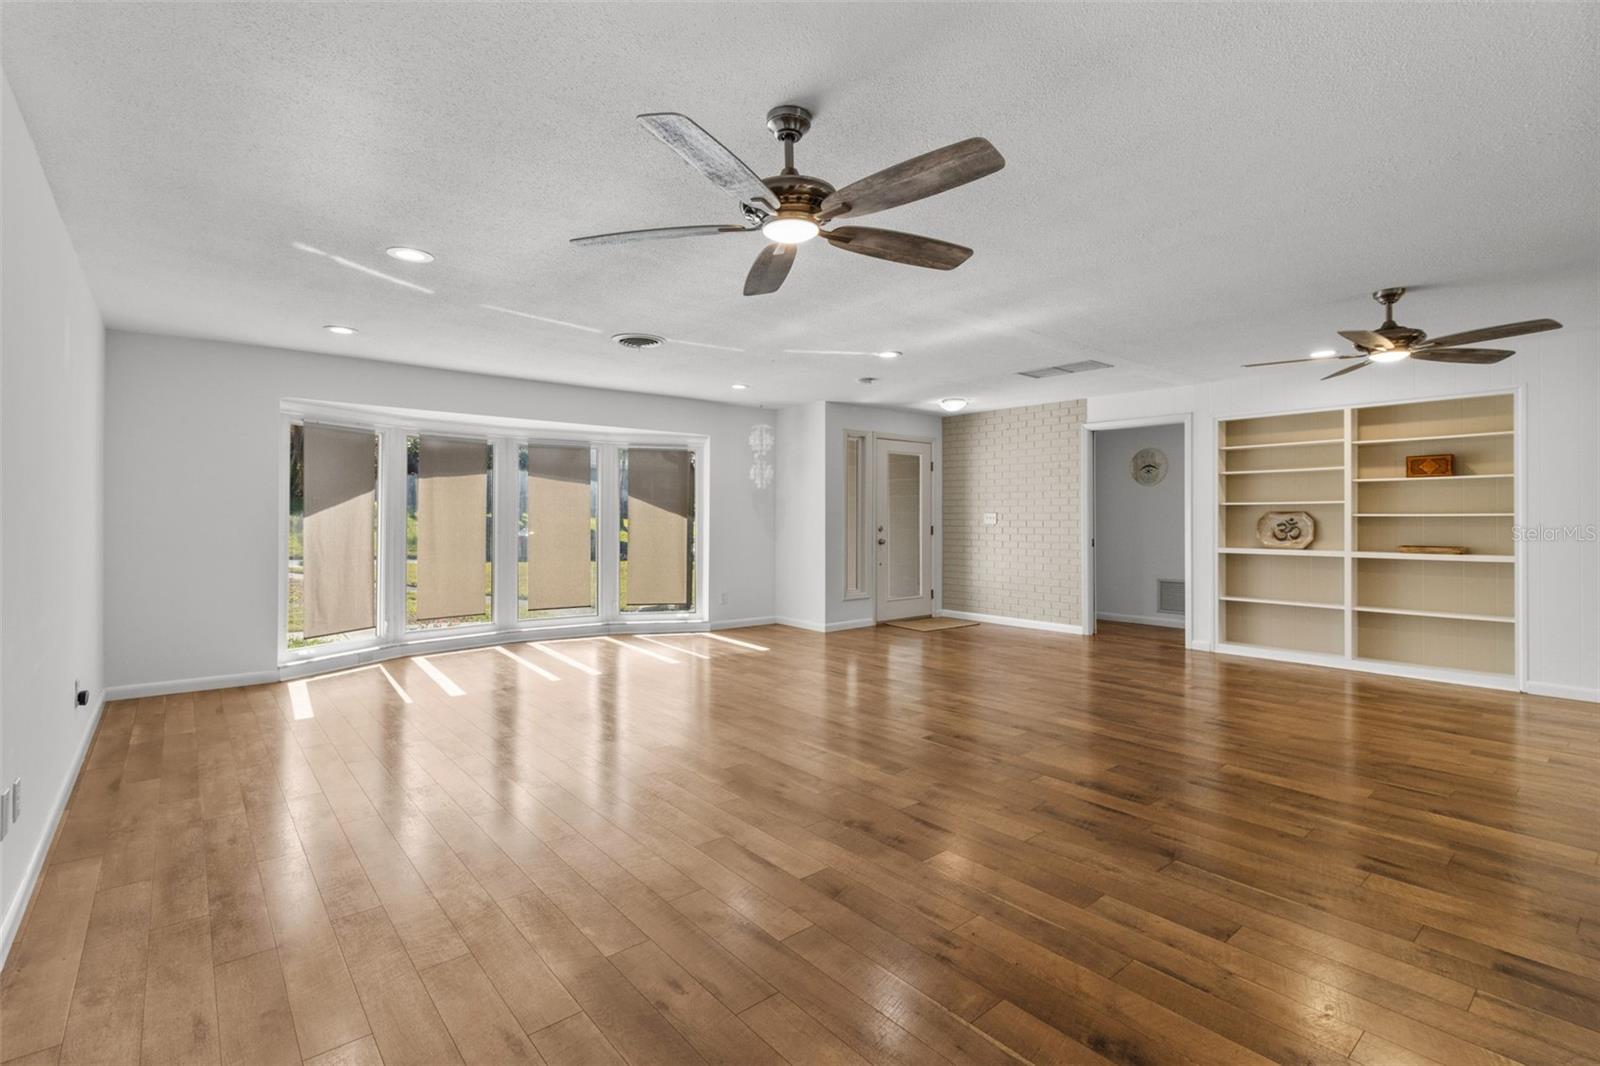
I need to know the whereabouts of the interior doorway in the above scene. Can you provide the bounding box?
[875,437,934,621]
[1082,419,1190,640]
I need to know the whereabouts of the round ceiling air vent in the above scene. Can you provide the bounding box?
[612,332,665,351]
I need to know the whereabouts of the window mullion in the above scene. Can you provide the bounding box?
[492,436,518,630]
[598,443,622,624]
[378,426,409,645]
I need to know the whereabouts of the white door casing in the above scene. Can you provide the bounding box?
[875,438,934,621]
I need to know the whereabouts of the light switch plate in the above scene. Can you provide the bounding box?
[982,512,999,526]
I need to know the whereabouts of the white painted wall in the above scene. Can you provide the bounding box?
[1,75,106,958]
[825,403,942,629]
[773,401,827,629]
[102,330,778,690]
[1093,423,1185,627]
[1088,281,1600,701]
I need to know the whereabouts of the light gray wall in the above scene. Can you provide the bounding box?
[1093,423,1185,626]
[1,75,106,958]
[1088,282,1600,702]
[941,400,1088,626]
[102,330,778,690]
[773,401,826,629]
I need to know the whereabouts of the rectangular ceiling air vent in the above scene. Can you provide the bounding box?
[1017,359,1112,379]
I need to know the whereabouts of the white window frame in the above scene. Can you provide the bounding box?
[278,400,708,672]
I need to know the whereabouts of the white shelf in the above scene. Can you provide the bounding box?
[1354,474,1510,483]
[1222,500,1343,506]
[1219,438,1344,451]
[1220,547,1344,557]
[1354,430,1513,446]
[1352,551,1513,563]
[1221,596,1344,611]
[1355,512,1511,518]
[1355,605,1513,624]
[1223,466,1343,475]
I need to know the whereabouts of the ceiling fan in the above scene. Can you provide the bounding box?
[570,105,1005,296]
[1245,288,1562,380]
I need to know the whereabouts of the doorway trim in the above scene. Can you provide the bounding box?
[872,434,937,622]
[1079,413,1193,647]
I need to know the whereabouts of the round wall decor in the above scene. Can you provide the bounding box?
[1130,447,1168,486]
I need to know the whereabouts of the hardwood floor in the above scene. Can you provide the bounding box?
[3,621,1598,1065]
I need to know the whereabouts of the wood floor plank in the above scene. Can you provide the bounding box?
[256,852,371,1058]
[214,948,301,1066]
[6,623,1598,1066]
[0,858,103,1062]
[141,915,221,1065]
[416,954,542,1065]
[330,907,462,1066]
[59,881,151,1066]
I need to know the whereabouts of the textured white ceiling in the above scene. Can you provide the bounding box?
[3,3,1595,412]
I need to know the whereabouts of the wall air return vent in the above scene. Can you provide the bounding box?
[1158,578,1186,615]
[1017,360,1112,379]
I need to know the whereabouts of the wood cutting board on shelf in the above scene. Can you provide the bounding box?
[1397,545,1468,554]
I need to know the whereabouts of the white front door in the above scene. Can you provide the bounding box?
[875,438,934,621]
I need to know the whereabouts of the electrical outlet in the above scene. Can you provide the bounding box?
[75,679,88,707]
[719,592,728,605]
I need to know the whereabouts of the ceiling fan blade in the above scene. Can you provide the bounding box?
[1417,319,1562,349]
[822,226,972,270]
[571,224,751,246]
[1322,359,1372,380]
[1409,347,1516,365]
[1243,354,1365,368]
[1337,329,1395,351]
[744,243,796,296]
[818,137,1005,221]
[636,113,775,208]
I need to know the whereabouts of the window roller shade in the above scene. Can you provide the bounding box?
[303,425,376,638]
[527,445,594,611]
[626,449,693,607]
[416,437,489,622]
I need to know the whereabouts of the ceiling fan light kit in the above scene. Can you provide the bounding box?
[1243,287,1562,381]
[572,104,1005,295]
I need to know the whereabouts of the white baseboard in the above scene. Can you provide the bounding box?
[773,617,827,633]
[1522,680,1600,704]
[1095,611,1184,629]
[1189,639,1214,652]
[104,669,278,701]
[1,695,107,967]
[938,610,1084,635]
[826,618,876,632]
[709,616,777,631]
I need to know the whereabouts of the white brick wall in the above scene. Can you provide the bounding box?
[941,400,1086,625]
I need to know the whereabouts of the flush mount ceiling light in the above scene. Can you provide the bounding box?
[571,105,1005,296]
[731,383,749,390]
[385,246,434,264]
[876,350,902,360]
[323,324,358,335]
[1308,349,1338,359]
[1244,288,1562,381]
[938,397,969,412]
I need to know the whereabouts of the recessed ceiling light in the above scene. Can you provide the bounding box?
[877,350,902,360]
[938,397,969,412]
[1370,348,1411,363]
[858,376,878,385]
[385,246,434,264]
[731,383,749,390]
[1309,349,1337,359]
[323,325,358,335]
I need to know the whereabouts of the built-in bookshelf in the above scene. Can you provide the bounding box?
[1216,392,1517,686]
